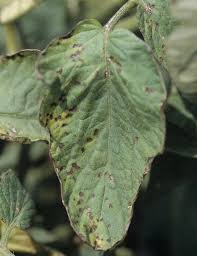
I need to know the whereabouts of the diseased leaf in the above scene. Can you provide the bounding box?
[37,19,167,250]
[0,170,34,229]
[137,0,173,65]
[0,221,37,254]
[0,170,34,256]
[0,50,50,143]
[166,0,197,157]
[0,220,66,256]
[167,0,197,104]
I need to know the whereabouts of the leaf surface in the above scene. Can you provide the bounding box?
[38,19,167,250]
[137,0,173,65]
[167,0,197,104]
[0,170,34,230]
[166,0,197,157]
[0,50,49,143]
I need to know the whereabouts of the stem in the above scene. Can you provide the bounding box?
[105,0,139,32]
[3,22,22,54]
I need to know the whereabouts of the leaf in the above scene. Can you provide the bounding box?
[0,0,41,24]
[0,50,50,143]
[0,170,34,230]
[166,87,197,158]
[0,220,66,256]
[37,19,167,250]
[137,0,173,65]
[167,0,197,104]
[166,0,197,157]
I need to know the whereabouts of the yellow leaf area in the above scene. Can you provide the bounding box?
[0,221,65,256]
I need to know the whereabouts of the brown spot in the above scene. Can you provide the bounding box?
[79,192,84,197]
[97,173,102,178]
[73,43,82,48]
[67,112,73,118]
[73,80,81,86]
[109,203,113,208]
[69,106,77,112]
[86,137,93,143]
[133,136,139,144]
[57,68,63,74]
[59,166,64,171]
[109,56,122,70]
[72,163,80,170]
[93,129,99,136]
[77,199,83,205]
[145,87,155,93]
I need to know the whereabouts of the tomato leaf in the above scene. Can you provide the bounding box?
[166,0,197,157]
[0,170,34,230]
[137,0,173,65]
[0,50,50,143]
[37,19,167,250]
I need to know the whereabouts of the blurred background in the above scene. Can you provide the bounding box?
[0,1,197,256]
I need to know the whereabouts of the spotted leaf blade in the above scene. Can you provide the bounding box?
[137,0,173,65]
[0,51,50,143]
[0,170,34,230]
[166,0,197,158]
[38,19,167,250]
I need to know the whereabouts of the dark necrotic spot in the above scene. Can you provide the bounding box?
[93,129,99,136]
[145,87,155,93]
[72,163,80,170]
[86,137,93,143]
[79,192,84,197]
[73,43,82,48]
[69,106,77,112]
